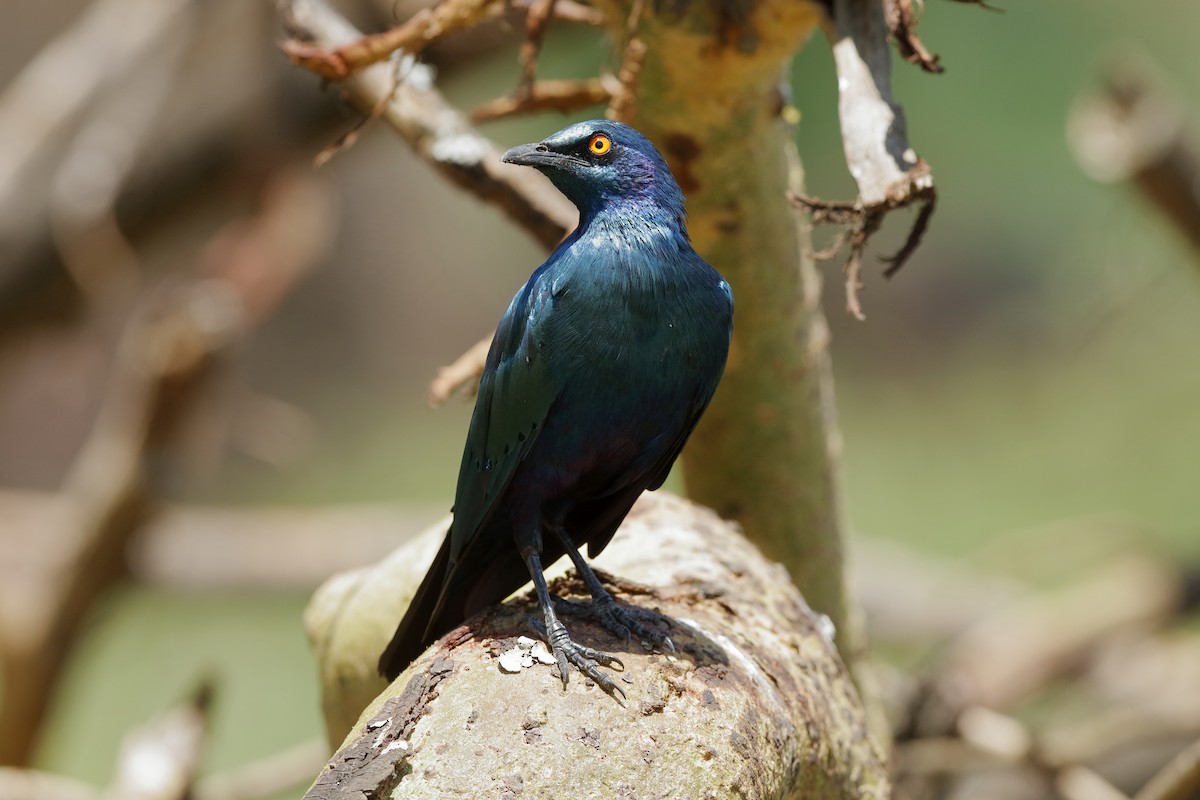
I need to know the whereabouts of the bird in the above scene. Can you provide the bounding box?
[378,120,733,696]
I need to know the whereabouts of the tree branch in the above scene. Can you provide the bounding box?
[276,0,576,253]
[584,0,888,732]
[802,0,938,315]
[303,493,890,799]
[470,77,615,122]
[280,0,507,80]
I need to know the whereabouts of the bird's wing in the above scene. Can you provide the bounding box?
[447,270,559,563]
[586,275,732,557]
[582,385,715,558]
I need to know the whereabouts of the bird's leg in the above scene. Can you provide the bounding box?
[550,528,675,654]
[521,548,626,699]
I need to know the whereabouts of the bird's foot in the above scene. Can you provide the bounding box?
[529,618,626,700]
[553,593,676,654]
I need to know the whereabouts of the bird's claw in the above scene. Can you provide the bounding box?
[529,618,626,700]
[554,594,676,654]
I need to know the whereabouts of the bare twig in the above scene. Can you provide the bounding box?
[313,55,409,168]
[281,0,604,81]
[843,231,869,320]
[280,0,506,80]
[788,165,934,317]
[605,39,646,123]
[884,0,943,73]
[471,77,614,122]
[515,0,557,100]
[473,0,609,123]
[812,230,849,261]
[880,184,936,277]
[277,0,575,252]
[511,0,605,26]
[788,192,859,225]
[426,335,492,406]
[605,0,647,123]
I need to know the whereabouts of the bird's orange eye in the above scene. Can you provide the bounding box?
[588,134,612,156]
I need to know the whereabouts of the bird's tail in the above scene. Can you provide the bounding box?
[377,533,453,681]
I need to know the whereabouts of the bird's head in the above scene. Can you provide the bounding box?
[502,121,686,221]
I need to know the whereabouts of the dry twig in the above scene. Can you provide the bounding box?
[281,0,604,81]
[788,165,935,319]
[605,0,648,123]
[884,0,943,74]
[280,0,506,80]
[511,0,605,26]
[278,0,575,252]
[426,335,493,406]
[471,77,615,122]
[515,0,557,99]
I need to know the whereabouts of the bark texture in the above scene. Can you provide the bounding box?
[304,492,889,799]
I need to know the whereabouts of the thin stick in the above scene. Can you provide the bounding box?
[280,0,506,80]
[472,78,613,122]
[427,336,493,406]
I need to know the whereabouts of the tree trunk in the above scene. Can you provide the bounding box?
[304,492,889,800]
[595,0,874,720]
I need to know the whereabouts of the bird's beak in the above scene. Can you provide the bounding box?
[502,142,566,169]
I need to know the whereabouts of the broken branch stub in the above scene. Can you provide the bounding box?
[831,0,922,207]
[803,0,938,316]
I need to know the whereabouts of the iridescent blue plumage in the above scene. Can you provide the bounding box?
[379,122,733,693]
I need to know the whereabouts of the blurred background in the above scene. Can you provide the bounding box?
[1,0,1198,797]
